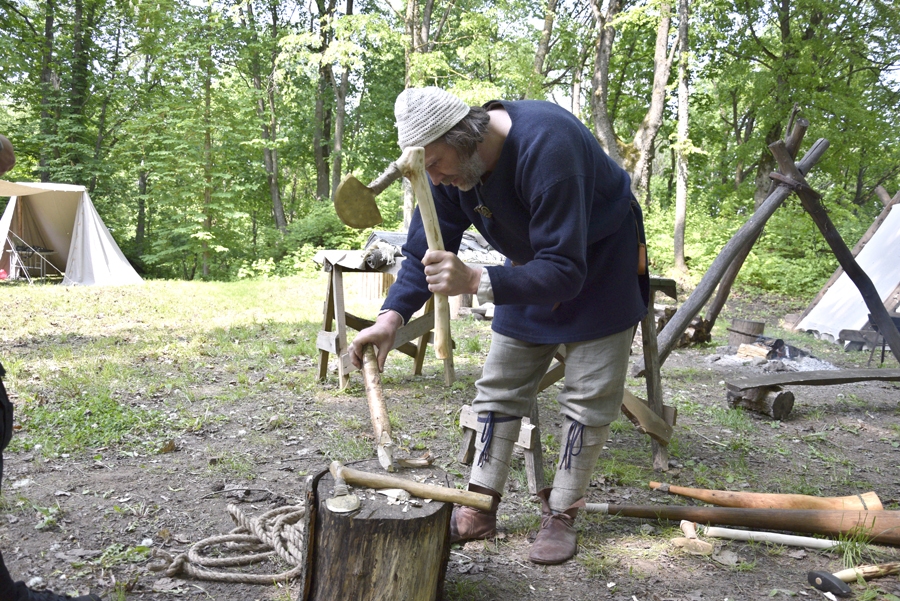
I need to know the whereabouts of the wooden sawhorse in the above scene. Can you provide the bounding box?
[316,256,455,389]
[457,276,678,493]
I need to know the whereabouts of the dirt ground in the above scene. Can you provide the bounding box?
[2,295,900,601]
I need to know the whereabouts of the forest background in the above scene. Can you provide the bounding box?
[0,0,898,298]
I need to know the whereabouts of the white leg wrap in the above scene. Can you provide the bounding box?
[549,418,609,512]
[469,412,522,494]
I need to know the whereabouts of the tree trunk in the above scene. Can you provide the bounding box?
[528,0,558,98]
[331,0,354,199]
[90,21,122,195]
[673,0,689,272]
[403,0,417,87]
[571,55,583,115]
[244,3,287,230]
[314,0,337,201]
[330,70,350,200]
[39,0,57,182]
[136,168,148,255]
[314,66,332,201]
[399,0,450,223]
[202,28,213,280]
[265,3,286,229]
[589,0,623,166]
[70,0,93,127]
[630,2,674,205]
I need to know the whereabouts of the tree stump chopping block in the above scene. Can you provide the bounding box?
[302,459,452,601]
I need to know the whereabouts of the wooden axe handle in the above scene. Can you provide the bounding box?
[397,147,451,360]
[368,162,402,195]
[701,525,839,549]
[833,561,900,583]
[330,461,492,512]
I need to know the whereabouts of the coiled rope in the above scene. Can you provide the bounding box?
[149,503,307,584]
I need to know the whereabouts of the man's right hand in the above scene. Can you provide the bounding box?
[348,310,403,372]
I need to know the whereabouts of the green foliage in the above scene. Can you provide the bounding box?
[289,202,369,250]
[643,189,880,298]
[97,543,153,569]
[11,383,175,457]
[2,275,329,463]
[0,0,897,294]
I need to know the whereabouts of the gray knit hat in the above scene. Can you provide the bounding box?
[395,87,470,149]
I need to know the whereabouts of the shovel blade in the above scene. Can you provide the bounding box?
[334,175,383,229]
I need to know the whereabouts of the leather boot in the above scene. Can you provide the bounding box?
[449,483,501,543]
[528,488,585,565]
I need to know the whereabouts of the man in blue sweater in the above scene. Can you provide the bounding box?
[348,88,648,564]
[0,134,101,600]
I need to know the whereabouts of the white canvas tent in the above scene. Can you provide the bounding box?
[794,193,900,342]
[0,180,142,286]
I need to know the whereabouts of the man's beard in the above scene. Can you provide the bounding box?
[443,151,487,191]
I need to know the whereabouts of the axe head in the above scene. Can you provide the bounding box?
[334,175,383,229]
[808,570,853,597]
[324,471,361,514]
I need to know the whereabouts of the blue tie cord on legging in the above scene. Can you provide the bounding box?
[476,412,521,467]
[559,420,585,470]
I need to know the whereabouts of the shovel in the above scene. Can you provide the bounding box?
[335,147,451,359]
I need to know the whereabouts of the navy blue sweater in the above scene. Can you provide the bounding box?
[382,100,648,344]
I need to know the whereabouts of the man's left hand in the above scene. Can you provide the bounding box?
[422,250,481,296]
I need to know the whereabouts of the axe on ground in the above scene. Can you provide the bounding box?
[334,147,451,359]
[808,562,900,597]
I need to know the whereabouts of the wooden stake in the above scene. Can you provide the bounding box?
[362,344,394,471]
